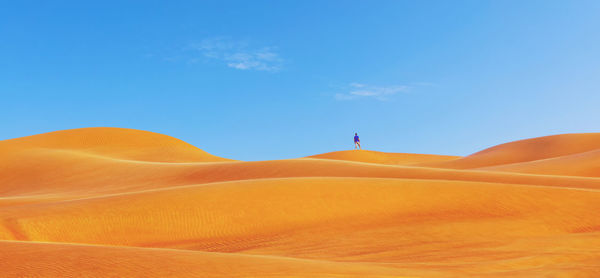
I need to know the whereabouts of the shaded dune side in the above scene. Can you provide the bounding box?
[0,127,231,163]
[308,150,460,165]
[420,133,600,169]
[0,241,413,278]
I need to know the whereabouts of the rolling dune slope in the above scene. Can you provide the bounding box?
[0,240,413,278]
[1,128,599,277]
[420,133,600,169]
[0,127,231,163]
[478,148,600,177]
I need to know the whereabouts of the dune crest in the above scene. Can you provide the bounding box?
[1,128,600,277]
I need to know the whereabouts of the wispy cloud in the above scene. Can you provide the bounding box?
[335,83,410,101]
[187,38,283,72]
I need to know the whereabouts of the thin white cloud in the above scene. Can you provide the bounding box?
[188,38,283,72]
[336,83,410,101]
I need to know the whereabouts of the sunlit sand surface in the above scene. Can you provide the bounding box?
[1,128,599,277]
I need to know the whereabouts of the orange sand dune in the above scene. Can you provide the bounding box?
[308,150,460,165]
[479,148,600,177]
[1,128,600,277]
[421,133,600,169]
[5,147,600,199]
[0,127,231,163]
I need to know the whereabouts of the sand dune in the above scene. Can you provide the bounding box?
[1,128,600,277]
[308,150,460,165]
[5,139,600,198]
[421,133,600,169]
[478,148,600,177]
[0,240,413,278]
[0,127,231,163]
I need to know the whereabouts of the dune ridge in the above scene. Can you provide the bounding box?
[1,128,599,277]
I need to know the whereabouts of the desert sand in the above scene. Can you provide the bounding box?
[1,127,599,277]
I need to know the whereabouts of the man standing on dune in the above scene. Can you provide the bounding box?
[354,133,361,150]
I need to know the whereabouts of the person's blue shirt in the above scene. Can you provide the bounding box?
[354,135,359,142]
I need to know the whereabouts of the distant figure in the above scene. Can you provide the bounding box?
[354,133,361,150]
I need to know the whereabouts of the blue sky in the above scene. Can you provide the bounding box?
[2,1,600,161]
